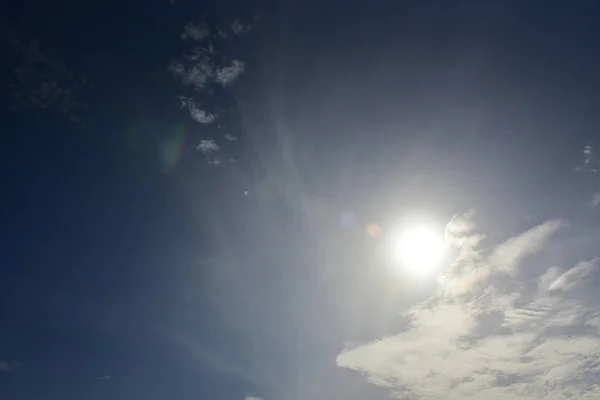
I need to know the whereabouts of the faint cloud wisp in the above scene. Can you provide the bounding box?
[2,22,89,123]
[576,143,600,207]
[0,360,18,372]
[216,60,245,86]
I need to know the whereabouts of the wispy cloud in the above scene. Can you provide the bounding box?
[177,96,216,124]
[188,101,216,124]
[444,210,485,265]
[575,143,597,173]
[0,360,18,371]
[337,215,600,400]
[592,191,600,208]
[583,144,597,171]
[231,19,251,35]
[169,58,214,90]
[2,23,88,123]
[168,16,254,164]
[576,143,600,206]
[442,218,566,297]
[196,139,219,153]
[548,258,598,293]
[196,139,221,165]
[216,60,245,86]
[489,219,566,274]
[181,21,210,41]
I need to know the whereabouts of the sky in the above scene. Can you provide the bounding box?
[1,1,600,400]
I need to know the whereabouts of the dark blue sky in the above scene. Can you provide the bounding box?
[2,1,600,400]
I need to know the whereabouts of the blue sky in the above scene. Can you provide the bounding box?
[2,1,600,400]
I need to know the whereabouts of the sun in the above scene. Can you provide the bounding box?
[393,226,446,276]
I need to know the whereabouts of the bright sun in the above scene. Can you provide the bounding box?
[394,226,446,276]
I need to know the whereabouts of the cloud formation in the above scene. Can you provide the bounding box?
[169,56,214,90]
[548,259,598,293]
[185,99,216,124]
[592,191,600,208]
[2,23,88,123]
[0,360,17,371]
[582,144,598,172]
[231,19,251,35]
[489,219,566,274]
[216,60,245,85]
[168,16,254,163]
[576,143,600,206]
[337,214,600,400]
[441,216,566,297]
[196,139,221,165]
[181,22,210,41]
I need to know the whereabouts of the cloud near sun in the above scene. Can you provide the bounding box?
[337,212,600,400]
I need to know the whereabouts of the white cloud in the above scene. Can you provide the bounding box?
[442,218,566,297]
[592,191,600,208]
[576,143,598,173]
[169,52,245,91]
[337,216,600,400]
[188,101,216,124]
[583,144,596,168]
[548,258,598,292]
[444,210,485,266]
[181,22,210,41]
[231,19,251,35]
[489,219,566,274]
[575,143,600,206]
[195,139,222,166]
[169,58,214,90]
[169,17,253,163]
[178,97,216,123]
[539,266,562,292]
[216,60,245,85]
[196,139,219,153]
[445,210,477,243]
[245,396,262,400]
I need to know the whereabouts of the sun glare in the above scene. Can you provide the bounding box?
[394,226,446,276]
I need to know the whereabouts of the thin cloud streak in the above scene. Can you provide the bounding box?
[548,258,598,293]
